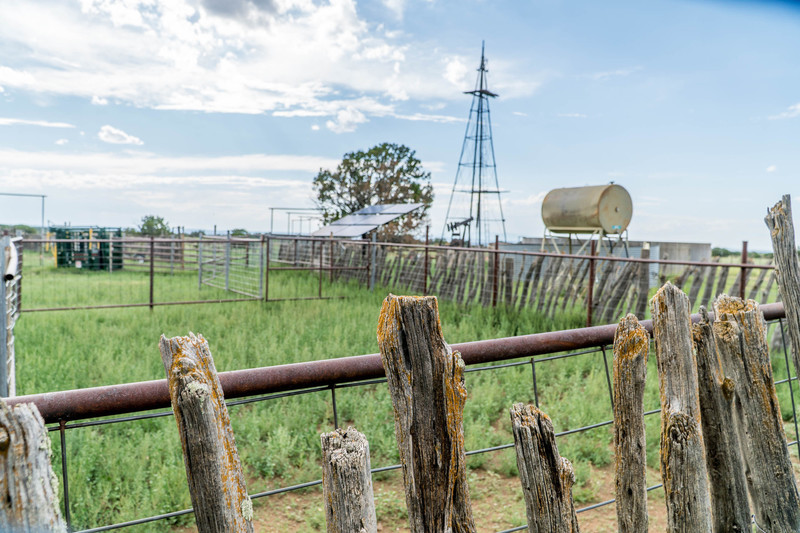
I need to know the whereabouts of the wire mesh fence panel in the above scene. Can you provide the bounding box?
[2,237,22,396]
[198,237,263,299]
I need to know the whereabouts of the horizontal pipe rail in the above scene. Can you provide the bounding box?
[9,302,786,425]
[25,237,768,270]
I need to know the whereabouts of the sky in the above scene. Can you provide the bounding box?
[0,0,799,250]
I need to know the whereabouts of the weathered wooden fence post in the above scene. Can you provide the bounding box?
[376,295,476,533]
[712,296,800,532]
[691,306,750,532]
[509,403,580,533]
[160,333,254,533]
[635,243,650,318]
[612,314,648,533]
[765,194,800,380]
[320,427,377,533]
[650,282,712,533]
[0,400,66,532]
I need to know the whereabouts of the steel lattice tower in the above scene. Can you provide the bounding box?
[442,42,507,247]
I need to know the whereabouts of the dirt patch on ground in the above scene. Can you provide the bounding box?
[174,465,668,532]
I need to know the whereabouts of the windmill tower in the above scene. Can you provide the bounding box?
[442,42,507,247]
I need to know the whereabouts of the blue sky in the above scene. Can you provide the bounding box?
[0,0,799,249]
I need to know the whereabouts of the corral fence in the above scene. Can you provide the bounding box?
[1,236,22,397]
[3,299,797,532]
[17,235,771,325]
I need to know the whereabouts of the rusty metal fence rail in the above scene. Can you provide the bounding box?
[8,302,794,532]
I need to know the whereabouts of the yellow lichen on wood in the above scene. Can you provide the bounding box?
[159,333,253,533]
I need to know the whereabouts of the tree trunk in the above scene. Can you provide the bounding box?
[713,295,800,532]
[765,195,800,388]
[0,400,65,532]
[160,333,254,533]
[376,295,476,533]
[612,314,648,533]
[321,427,377,533]
[691,307,750,533]
[650,282,712,533]
[509,403,580,533]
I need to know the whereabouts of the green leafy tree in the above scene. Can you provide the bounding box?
[312,143,433,241]
[138,215,171,237]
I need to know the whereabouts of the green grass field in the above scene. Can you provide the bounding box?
[12,256,799,531]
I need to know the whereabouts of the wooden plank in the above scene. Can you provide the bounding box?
[377,295,476,532]
[686,265,706,311]
[503,257,514,306]
[691,307,750,533]
[714,266,729,299]
[713,296,800,532]
[766,194,800,386]
[600,262,636,324]
[522,256,543,309]
[509,403,580,533]
[700,263,718,309]
[536,257,557,313]
[746,261,771,301]
[635,247,650,318]
[160,334,254,533]
[612,315,648,533]
[321,427,377,533]
[0,400,66,532]
[650,283,712,533]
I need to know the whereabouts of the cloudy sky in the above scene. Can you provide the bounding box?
[1,0,799,249]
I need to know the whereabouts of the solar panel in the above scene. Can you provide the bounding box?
[311,224,378,237]
[353,205,385,215]
[313,203,423,238]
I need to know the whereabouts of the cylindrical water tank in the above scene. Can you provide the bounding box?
[541,184,632,234]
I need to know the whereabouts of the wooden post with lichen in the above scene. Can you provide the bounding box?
[509,403,580,533]
[612,314,648,533]
[712,296,800,532]
[0,400,65,533]
[320,427,377,533]
[159,333,254,533]
[650,282,712,533]
[765,194,800,381]
[691,306,750,533]
[376,295,476,533]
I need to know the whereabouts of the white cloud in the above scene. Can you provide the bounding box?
[585,67,642,81]
[383,0,405,19]
[311,124,320,131]
[392,112,463,124]
[769,103,800,120]
[0,117,75,128]
[0,0,543,134]
[444,57,470,88]
[557,113,588,118]
[512,111,528,117]
[55,138,69,145]
[326,107,368,133]
[507,191,547,207]
[767,165,777,172]
[98,125,143,145]
[0,149,338,175]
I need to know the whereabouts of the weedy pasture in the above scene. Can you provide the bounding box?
[13,257,797,531]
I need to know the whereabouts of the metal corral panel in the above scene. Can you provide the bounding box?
[541,184,632,234]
